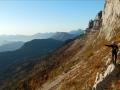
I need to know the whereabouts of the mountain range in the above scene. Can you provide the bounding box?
[0,33,54,46]
[0,39,64,74]
[0,29,84,45]
[0,41,24,52]
[0,29,84,52]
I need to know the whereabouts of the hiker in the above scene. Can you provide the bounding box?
[105,41,119,65]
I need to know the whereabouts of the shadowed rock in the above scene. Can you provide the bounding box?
[93,63,120,90]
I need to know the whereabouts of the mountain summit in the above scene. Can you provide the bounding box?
[51,32,75,41]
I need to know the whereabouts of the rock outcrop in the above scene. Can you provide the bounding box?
[100,0,120,40]
[86,11,102,33]
[92,63,115,90]
[93,11,102,30]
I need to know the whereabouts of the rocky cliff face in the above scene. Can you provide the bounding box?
[100,0,120,40]
[86,11,102,33]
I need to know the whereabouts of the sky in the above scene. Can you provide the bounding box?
[0,0,104,35]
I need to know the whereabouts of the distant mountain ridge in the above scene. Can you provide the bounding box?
[0,41,24,52]
[0,30,83,52]
[0,33,54,43]
[0,29,84,46]
[69,29,85,35]
[51,32,76,41]
[51,29,84,41]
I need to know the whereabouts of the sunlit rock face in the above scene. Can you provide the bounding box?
[100,0,120,40]
[86,11,102,33]
[93,11,102,30]
[92,64,115,90]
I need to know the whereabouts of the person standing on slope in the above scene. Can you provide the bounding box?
[105,41,119,65]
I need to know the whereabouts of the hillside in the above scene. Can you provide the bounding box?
[69,29,84,35]
[0,39,63,78]
[1,0,120,90]
[0,33,86,90]
[51,32,76,41]
[0,41,24,52]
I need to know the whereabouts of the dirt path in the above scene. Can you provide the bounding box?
[39,74,65,90]
[37,62,81,90]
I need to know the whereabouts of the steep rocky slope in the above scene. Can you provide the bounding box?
[48,0,120,90]
[38,0,120,90]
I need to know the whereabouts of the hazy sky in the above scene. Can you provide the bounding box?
[0,0,104,35]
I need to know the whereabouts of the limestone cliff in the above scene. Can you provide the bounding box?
[86,11,102,33]
[100,0,120,40]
